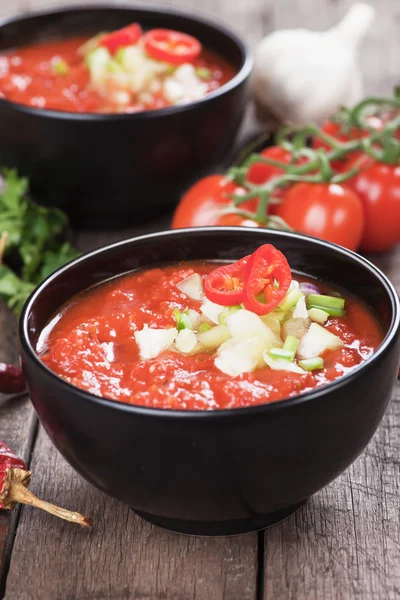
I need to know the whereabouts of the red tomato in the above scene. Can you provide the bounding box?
[275,183,365,251]
[247,146,294,185]
[172,175,260,228]
[100,23,142,54]
[143,29,202,65]
[345,158,400,252]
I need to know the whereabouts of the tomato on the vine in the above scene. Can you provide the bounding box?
[345,157,400,252]
[313,116,384,171]
[171,175,260,228]
[274,182,365,251]
[247,146,294,185]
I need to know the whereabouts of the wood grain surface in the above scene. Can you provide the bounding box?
[0,0,399,599]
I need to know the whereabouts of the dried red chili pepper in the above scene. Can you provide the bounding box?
[0,363,26,394]
[0,441,92,528]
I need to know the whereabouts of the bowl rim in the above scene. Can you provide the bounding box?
[0,2,253,121]
[19,227,400,419]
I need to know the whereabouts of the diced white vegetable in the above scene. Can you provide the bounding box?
[293,295,308,319]
[282,317,310,340]
[86,47,110,84]
[134,325,177,360]
[163,64,208,103]
[163,78,185,103]
[263,352,307,374]
[198,325,231,349]
[175,329,198,354]
[289,279,300,290]
[188,309,201,329]
[225,309,282,349]
[215,337,266,377]
[308,307,329,324]
[278,288,303,311]
[260,314,281,338]
[117,45,168,93]
[176,273,204,300]
[200,299,225,324]
[297,323,344,360]
[111,90,131,105]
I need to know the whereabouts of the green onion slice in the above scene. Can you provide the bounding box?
[298,357,324,371]
[307,294,345,310]
[308,304,345,317]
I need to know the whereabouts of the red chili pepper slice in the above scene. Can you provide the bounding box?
[100,23,143,54]
[143,29,202,65]
[242,245,292,315]
[205,255,254,305]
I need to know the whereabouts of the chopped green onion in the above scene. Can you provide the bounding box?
[115,48,127,64]
[198,322,212,333]
[173,308,193,331]
[218,305,241,326]
[278,288,303,312]
[298,357,324,371]
[268,347,296,361]
[106,60,122,73]
[307,294,345,310]
[269,309,287,322]
[308,304,345,317]
[52,59,69,76]
[308,307,330,324]
[196,67,212,79]
[166,65,177,75]
[283,335,300,358]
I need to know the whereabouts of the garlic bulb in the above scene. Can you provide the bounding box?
[251,2,375,125]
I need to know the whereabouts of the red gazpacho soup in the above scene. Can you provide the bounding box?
[38,244,383,410]
[0,23,236,113]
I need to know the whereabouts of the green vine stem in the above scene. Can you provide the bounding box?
[225,94,400,225]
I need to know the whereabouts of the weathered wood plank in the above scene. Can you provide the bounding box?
[0,304,37,596]
[4,426,258,600]
[264,245,400,599]
[264,383,400,600]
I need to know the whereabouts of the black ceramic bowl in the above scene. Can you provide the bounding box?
[0,4,251,227]
[19,228,400,536]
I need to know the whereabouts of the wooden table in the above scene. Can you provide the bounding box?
[0,1,400,598]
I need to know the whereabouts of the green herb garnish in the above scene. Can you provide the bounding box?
[52,59,69,76]
[173,308,193,331]
[0,169,80,315]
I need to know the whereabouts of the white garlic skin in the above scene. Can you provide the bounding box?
[251,2,375,125]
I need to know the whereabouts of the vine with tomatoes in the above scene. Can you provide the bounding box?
[172,92,400,253]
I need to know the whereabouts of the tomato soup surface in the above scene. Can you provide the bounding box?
[38,262,383,411]
[0,30,236,114]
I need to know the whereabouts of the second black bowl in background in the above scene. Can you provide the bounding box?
[0,4,252,227]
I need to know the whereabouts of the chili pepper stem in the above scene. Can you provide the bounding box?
[2,468,92,528]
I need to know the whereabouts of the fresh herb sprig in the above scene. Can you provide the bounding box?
[0,169,80,315]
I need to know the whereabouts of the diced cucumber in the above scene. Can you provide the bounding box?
[308,307,330,324]
[196,67,212,79]
[85,47,111,83]
[218,305,241,326]
[198,325,231,349]
[278,288,303,312]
